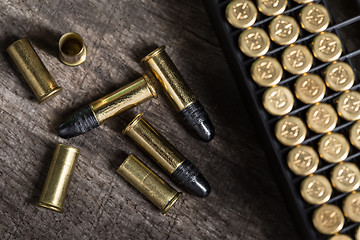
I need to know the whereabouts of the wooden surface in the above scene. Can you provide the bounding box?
[0,1,305,239]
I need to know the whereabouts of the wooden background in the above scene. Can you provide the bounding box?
[2,0,358,239]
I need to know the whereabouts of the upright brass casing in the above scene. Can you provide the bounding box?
[117,154,181,214]
[141,46,196,112]
[59,32,87,66]
[123,113,186,174]
[37,144,79,213]
[90,74,157,125]
[7,38,62,103]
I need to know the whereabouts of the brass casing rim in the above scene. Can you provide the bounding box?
[38,86,63,104]
[141,46,166,63]
[162,192,182,214]
[57,144,80,154]
[123,113,143,135]
[6,38,26,51]
[59,32,87,67]
[37,201,63,213]
[143,74,158,99]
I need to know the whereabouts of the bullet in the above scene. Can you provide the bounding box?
[287,145,319,176]
[294,73,326,104]
[142,46,214,142]
[306,103,338,133]
[299,3,330,33]
[123,113,211,198]
[312,32,342,62]
[300,174,332,205]
[59,32,87,66]
[58,74,157,138]
[318,132,350,163]
[239,27,270,58]
[7,38,62,103]
[331,162,360,193]
[37,144,79,212]
[312,204,344,235]
[269,15,300,45]
[117,154,181,214]
[256,0,287,16]
[262,85,294,116]
[225,0,257,29]
[251,56,283,87]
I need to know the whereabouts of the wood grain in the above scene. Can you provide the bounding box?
[0,0,300,239]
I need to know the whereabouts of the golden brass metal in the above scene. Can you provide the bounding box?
[300,174,332,205]
[90,74,157,124]
[331,162,360,193]
[350,121,360,150]
[337,91,360,122]
[257,0,287,16]
[294,73,326,104]
[300,3,330,33]
[324,62,354,92]
[123,113,186,174]
[225,0,257,29]
[282,44,313,75]
[59,32,87,66]
[7,38,62,103]
[318,132,350,163]
[312,204,344,235]
[343,191,360,222]
[275,115,307,146]
[287,145,319,176]
[239,27,270,58]
[37,144,79,212]
[142,46,196,112]
[306,103,337,134]
[251,56,283,87]
[312,32,342,62]
[262,85,294,116]
[117,154,181,214]
[269,15,300,45]
[294,0,313,3]
[357,226,360,240]
[329,234,352,240]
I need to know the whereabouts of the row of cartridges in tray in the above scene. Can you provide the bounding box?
[6,33,215,213]
[225,0,360,239]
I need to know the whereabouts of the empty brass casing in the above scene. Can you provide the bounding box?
[141,46,196,112]
[123,113,186,174]
[37,144,79,212]
[117,154,181,214]
[90,74,157,125]
[7,39,62,103]
[59,32,87,66]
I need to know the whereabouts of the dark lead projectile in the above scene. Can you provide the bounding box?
[141,46,215,142]
[58,74,157,138]
[123,113,211,198]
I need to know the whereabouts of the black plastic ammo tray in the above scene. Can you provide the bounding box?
[203,0,360,239]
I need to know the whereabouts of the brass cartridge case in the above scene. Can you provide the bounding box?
[123,113,185,173]
[90,74,157,125]
[59,32,87,66]
[7,39,62,103]
[117,154,181,214]
[141,46,196,112]
[37,144,79,212]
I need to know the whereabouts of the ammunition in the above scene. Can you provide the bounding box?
[123,113,211,198]
[269,15,300,46]
[262,85,294,116]
[324,61,355,92]
[300,3,330,33]
[7,38,62,103]
[59,32,86,66]
[287,145,319,176]
[282,44,313,75]
[37,144,79,212]
[337,91,360,122]
[300,174,332,205]
[306,103,337,133]
[225,0,257,29]
[294,0,313,3]
[117,154,181,214]
[349,121,360,150]
[329,235,352,240]
[58,74,157,138]
[312,32,342,62]
[331,162,360,193]
[343,191,360,222]
[312,204,344,235]
[257,0,287,16]
[251,56,283,87]
[239,27,270,58]
[357,226,360,240]
[275,116,307,146]
[142,46,214,142]
[294,73,326,104]
[318,132,350,163]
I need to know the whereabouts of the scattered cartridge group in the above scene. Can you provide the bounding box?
[225,0,360,238]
